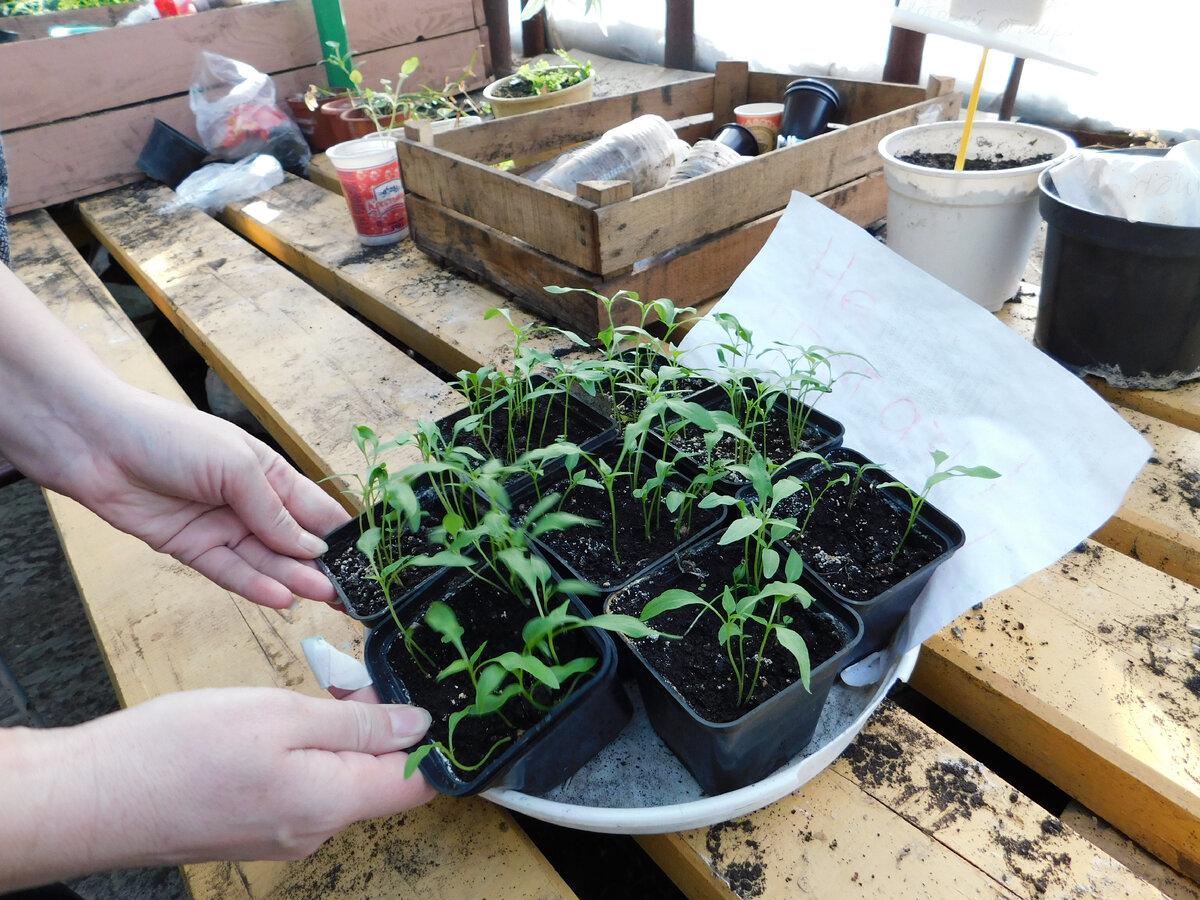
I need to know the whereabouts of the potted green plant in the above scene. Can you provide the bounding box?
[482,49,596,119]
[606,451,864,793]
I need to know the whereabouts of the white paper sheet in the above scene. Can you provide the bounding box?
[678,191,1151,666]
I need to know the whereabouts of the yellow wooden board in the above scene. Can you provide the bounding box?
[913,539,1200,882]
[640,701,1165,900]
[218,174,574,379]
[8,210,576,900]
[77,182,462,498]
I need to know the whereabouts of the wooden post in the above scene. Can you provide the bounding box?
[522,7,548,55]
[882,26,926,84]
[664,0,695,70]
[482,0,512,77]
[999,57,1025,121]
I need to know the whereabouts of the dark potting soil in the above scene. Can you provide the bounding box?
[609,541,854,723]
[898,150,1053,171]
[322,507,449,620]
[512,443,722,592]
[669,397,829,484]
[385,575,599,780]
[776,468,943,601]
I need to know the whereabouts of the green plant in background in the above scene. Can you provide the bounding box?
[306,41,483,132]
[492,49,594,98]
[879,450,1000,558]
[1,0,134,14]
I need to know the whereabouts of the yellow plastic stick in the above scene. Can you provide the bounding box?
[954,45,990,171]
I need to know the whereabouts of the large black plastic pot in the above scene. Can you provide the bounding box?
[782,447,965,664]
[1035,152,1200,389]
[366,569,632,796]
[136,119,209,189]
[607,538,862,794]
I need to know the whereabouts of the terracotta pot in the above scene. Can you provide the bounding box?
[339,105,406,139]
[318,96,358,146]
[285,93,344,152]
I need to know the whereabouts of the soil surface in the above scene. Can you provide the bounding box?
[776,458,947,601]
[609,540,854,723]
[512,441,722,596]
[898,150,1053,170]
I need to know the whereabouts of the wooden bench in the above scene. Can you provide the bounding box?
[4,146,1192,896]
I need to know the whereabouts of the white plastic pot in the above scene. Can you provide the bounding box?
[878,121,1075,312]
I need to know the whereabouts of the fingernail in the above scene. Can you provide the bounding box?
[389,705,432,740]
[299,532,329,557]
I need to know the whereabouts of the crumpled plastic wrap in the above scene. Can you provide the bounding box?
[161,153,284,214]
[1048,140,1200,226]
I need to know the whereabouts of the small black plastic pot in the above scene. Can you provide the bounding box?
[711,122,760,157]
[784,447,965,664]
[316,475,459,627]
[777,79,841,147]
[606,541,862,794]
[136,119,209,189]
[510,433,728,609]
[365,570,633,796]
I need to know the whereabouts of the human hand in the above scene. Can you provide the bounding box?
[67,390,351,608]
[0,687,435,888]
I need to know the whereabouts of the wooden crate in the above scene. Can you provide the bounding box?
[1,0,490,213]
[394,61,961,335]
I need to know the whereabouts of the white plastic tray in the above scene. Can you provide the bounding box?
[485,645,918,833]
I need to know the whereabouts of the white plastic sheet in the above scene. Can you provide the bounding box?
[1048,140,1200,226]
[678,190,1151,669]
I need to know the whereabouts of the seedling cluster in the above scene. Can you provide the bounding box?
[337,287,998,771]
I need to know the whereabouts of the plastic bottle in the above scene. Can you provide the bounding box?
[536,114,680,196]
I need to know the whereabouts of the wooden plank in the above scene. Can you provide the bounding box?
[0,0,481,130]
[4,30,484,214]
[12,207,578,900]
[215,172,574,376]
[911,540,1200,881]
[402,171,887,335]
[76,180,459,490]
[1093,408,1200,590]
[1094,381,1200,436]
[639,700,1165,900]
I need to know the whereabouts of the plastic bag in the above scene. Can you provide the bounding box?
[535,114,679,196]
[164,153,284,215]
[188,51,310,174]
[666,139,745,185]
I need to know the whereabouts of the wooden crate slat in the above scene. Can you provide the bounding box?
[0,0,481,131]
[912,540,1200,880]
[217,173,574,376]
[591,90,959,273]
[745,70,931,122]
[404,172,886,336]
[639,701,1163,900]
[12,206,577,900]
[4,30,484,214]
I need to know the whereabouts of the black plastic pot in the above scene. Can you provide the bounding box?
[777,79,841,148]
[711,122,760,157]
[784,447,965,664]
[511,433,728,608]
[607,540,862,794]
[365,570,633,796]
[1035,154,1200,388]
[136,119,209,189]
[316,475,461,626]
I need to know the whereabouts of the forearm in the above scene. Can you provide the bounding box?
[0,262,136,493]
[0,722,156,891]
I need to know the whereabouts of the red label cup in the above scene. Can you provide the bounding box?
[325,136,409,246]
[734,102,784,155]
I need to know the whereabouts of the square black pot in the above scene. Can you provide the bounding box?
[365,569,633,796]
[606,538,863,794]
